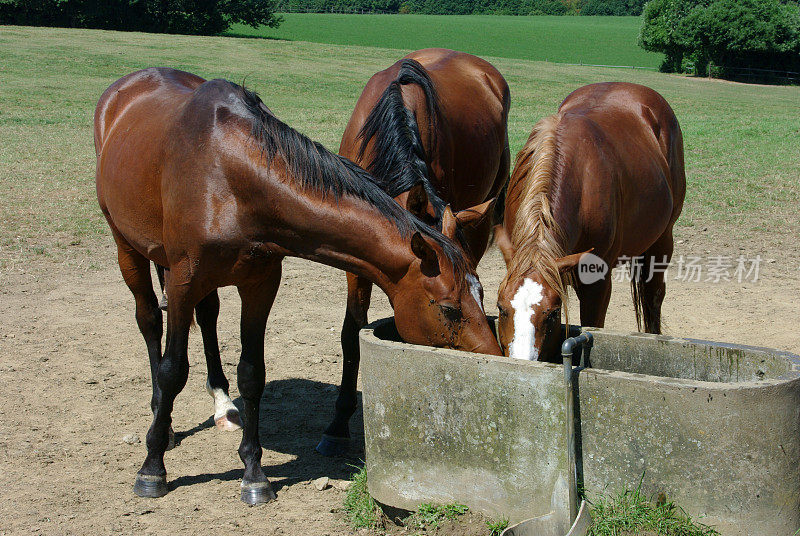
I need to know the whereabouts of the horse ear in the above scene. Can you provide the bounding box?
[405,183,430,220]
[411,232,440,276]
[556,249,594,274]
[454,198,496,227]
[441,205,457,239]
[493,224,515,267]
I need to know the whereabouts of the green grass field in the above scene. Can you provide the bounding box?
[0,25,798,275]
[226,13,662,68]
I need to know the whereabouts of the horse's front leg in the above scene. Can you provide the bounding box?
[195,290,241,431]
[575,277,613,329]
[237,263,282,505]
[317,272,372,457]
[134,276,196,498]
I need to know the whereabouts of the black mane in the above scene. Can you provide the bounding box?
[234,83,468,277]
[356,59,448,219]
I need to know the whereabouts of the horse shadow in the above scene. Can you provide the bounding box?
[169,377,365,493]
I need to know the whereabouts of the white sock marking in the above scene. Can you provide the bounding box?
[466,274,485,313]
[509,278,543,361]
[206,380,238,421]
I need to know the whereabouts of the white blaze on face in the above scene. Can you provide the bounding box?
[509,278,544,361]
[466,274,484,313]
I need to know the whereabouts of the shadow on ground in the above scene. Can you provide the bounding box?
[170,377,365,493]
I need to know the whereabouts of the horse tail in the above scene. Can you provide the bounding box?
[487,182,507,247]
[631,266,645,332]
[630,258,659,333]
[357,58,444,216]
[154,263,197,327]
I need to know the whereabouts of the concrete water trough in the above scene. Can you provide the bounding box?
[359,317,800,536]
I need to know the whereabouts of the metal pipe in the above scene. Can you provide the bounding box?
[561,331,593,525]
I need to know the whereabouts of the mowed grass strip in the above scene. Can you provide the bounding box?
[226,13,662,68]
[0,26,798,277]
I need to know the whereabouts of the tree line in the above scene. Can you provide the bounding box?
[0,0,281,34]
[0,0,649,29]
[274,0,649,16]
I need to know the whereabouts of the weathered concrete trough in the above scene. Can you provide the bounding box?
[360,318,800,536]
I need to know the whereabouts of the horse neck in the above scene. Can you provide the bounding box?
[272,191,416,302]
[506,114,573,292]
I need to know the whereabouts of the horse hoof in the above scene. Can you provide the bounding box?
[215,410,242,431]
[134,474,168,498]
[316,434,350,457]
[241,481,276,505]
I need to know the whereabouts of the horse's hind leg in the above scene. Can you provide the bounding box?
[195,290,241,431]
[237,263,282,504]
[635,230,674,334]
[113,238,177,449]
[317,272,372,457]
[134,267,196,498]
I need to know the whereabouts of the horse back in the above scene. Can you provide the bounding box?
[94,68,205,156]
[560,82,685,208]
[94,68,221,265]
[557,83,686,254]
[406,49,510,207]
[340,49,509,210]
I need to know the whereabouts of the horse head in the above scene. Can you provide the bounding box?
[393,231,501,356]
[495,228,588,360]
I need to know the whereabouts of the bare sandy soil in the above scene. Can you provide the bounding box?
[1,227,798,535]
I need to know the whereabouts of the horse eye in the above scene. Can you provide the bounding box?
[439,304,462,322]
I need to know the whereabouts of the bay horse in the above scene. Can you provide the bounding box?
[317,49,510,455]
[494,82,686,361]
[94,67,501,504]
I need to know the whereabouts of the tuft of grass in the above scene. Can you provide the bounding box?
[486,516,510,536]
[405,502,469,531]
[342,466,382,530]
[588,487,720,536]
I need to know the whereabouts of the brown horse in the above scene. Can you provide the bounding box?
[495,82,686,361]
[316,49,510,455]
[94,68,501,504]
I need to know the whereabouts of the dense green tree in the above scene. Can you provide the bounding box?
[638,0,705,72]
[639,0,800,78]
[680,0,800,75]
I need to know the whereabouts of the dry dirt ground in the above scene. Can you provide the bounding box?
[1,226,798,535]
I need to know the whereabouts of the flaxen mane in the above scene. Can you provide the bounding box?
[507,113,573,319]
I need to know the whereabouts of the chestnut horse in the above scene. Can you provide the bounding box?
[495,82,686,361]
[317,49,510,455]
[95,68,501,504]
